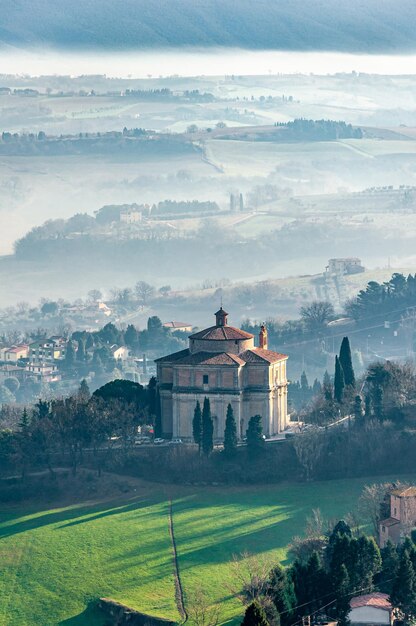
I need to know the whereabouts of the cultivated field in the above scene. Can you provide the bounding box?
[1,473,414,626]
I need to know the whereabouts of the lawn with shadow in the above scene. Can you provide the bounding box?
[0,492,179,626]
[172,474,416,625]
[1,473,416,626]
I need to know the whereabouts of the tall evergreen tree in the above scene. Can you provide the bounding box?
[353,395,363,423]
[224,403,238,457]
[334,356,345,403]
[391,549,416,622]
[202,397,213,456]
[333,564,351,626]
[76,339,86,362]
[78,379,90,401]
[65,341,76,369]
[305,551,329,613]
[323,370,333,401]
[241,601,270,626]
[269,564,296,626]
[246,415,265,454]
[192,400,203,453]
[378,540,399,595]
[339,337,355,387]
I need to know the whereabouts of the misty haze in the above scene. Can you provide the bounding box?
[1,3,416,626]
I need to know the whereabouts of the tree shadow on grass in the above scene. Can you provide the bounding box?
[58,601,105,626]
[0,496,154,539]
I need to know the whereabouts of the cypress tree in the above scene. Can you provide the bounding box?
[202,397,213,456]
[333,564,351,626]
[65,341,76,369]
[391,549,416,621]
[323,370,333,401]
[305,551,329,613]
[353,395,363,423]
[224,403,238,457]
[269,564,296,625]
[379,540,399,595]
[246,415,265,455]
[76,339,86,362]
[241,601,270,626]
[192,400,203,453]
[334,356,345,403]
[339,337,355,387]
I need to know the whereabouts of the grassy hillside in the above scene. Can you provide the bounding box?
[1,473,415,626]
[1,0,416,52]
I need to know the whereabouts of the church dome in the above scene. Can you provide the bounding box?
[189,309,254,354]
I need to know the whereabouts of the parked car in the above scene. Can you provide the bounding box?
[154,438,165,445]
[169,438,183,445]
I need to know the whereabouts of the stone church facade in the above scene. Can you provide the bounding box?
[155,308,288,440]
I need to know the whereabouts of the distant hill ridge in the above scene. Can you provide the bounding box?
[1,0,416,52]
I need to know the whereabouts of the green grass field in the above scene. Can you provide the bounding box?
[1,474,415,626]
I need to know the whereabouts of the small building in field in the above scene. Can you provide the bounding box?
[349,593,393,626]
[120,207,142,224]
[163,321,193,333]
[379,486,416,547]
[110,345,129,362]
[326,258,365,276]
[155,308,288,440]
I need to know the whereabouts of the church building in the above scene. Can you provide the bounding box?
[155,308,289,440]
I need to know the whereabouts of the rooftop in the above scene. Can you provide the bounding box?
[189,325,254,341]
[240,348,288,364]
[391,486,416,497]
[350,593,391,612]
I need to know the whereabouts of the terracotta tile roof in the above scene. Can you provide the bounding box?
[391,486,416,497]
[240,348,288,364]
[189,325,254,341]
[350,593,391,611]
[380,517,400,527]
[172,351,245,366]
[154,349,190,363]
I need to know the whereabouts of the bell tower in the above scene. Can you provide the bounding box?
[215,307,228,327]
[259,324,268,349]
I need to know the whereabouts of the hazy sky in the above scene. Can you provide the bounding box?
[2,48,416,78]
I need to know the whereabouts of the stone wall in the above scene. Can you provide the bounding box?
[97,598,176,626]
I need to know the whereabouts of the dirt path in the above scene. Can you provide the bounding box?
[168,498,187,623]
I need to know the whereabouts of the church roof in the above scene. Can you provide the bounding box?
[240,348,288,363]
[171,351,245,366]
[189,325,254,341]
[154,348,190,363]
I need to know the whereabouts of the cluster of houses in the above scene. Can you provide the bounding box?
[0,336,133,387]
[0,337,67,384]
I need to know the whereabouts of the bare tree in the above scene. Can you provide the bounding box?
[292,428,326,481]
[88,289,103,302]
[300,301,334,331]
[227,551,273,605]
[135,281,155,304]
[187,586,220,626]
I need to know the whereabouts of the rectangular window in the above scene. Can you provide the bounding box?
[203,374,209,384]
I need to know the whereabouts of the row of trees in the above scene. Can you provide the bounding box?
[192,399,265,457]
[346,273,416,322]
[0,379,153,478]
